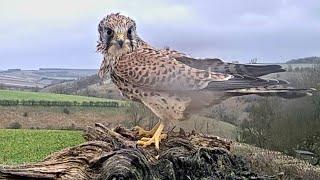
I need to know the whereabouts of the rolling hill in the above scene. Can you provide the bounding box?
[0,68,97,89]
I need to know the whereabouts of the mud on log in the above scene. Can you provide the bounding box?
[0,123,272,179]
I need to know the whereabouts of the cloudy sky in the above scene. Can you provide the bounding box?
[0,0,319,69]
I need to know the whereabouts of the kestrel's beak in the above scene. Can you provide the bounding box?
[115,33,125,48]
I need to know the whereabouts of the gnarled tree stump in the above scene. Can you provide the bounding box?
[0,123,273,179]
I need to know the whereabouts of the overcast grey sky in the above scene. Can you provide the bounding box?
[0,0,320,69]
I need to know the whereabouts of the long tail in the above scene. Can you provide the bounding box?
[225,87,316,99]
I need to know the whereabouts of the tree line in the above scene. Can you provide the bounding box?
[240,64,320,156]
[0,100,120,107]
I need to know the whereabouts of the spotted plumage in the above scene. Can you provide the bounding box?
[97,13,314,149]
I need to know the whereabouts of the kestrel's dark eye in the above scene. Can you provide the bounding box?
[106,28,113,36]
[127,28,132,35]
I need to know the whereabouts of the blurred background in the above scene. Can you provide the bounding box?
[0,0,319,174]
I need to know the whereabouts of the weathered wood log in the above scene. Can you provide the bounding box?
[0,123,273,179]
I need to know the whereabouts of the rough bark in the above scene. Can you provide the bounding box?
[0,123,274,179]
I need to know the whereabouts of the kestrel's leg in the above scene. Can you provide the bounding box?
[134,120,161,137]
[136,120,167,150]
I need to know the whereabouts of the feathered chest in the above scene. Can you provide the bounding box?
[108,59,126,85]
[106,57,139,99]
[110,68,147,102]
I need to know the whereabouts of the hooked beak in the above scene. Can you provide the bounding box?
[117,40,124,48]
[115,32,125,48]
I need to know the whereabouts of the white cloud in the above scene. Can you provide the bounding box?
[0,0,192,26]
[0,0,193,44]
[1,0,320,69]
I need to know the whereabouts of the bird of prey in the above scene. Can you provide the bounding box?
[97,13,313,150]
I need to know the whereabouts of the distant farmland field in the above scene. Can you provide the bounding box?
[0,90,122,103]
[0,106,127,129]
[0,90,128,129]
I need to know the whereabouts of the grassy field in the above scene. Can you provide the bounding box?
[0,106,127,129]
[0,129,84,165]
[0,89,122,103]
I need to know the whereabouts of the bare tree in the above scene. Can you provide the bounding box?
[125,102,157,128]
[249,58,258,64]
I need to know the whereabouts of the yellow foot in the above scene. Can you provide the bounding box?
[133,126,154,137]
[137,133,167,149]
[136,122,165,150]
[139,134,167,141]
[133,121,161,137]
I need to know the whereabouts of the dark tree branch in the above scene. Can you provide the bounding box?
[0,123,273,179]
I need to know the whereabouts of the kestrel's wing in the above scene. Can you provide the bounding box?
[175,56,285,77]
[114,46,284,91]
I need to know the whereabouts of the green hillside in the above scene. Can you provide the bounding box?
[0,89,121,103]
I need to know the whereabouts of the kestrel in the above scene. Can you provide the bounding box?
[97,13,313,150]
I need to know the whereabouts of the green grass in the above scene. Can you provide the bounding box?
[0,89,122,103]
[0,129,85,165]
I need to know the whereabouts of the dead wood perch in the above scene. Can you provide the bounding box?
[0,123,273,179]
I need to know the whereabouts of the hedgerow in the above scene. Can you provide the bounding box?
[0,100,120,107]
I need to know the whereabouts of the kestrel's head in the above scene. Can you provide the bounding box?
[97,13,141,56]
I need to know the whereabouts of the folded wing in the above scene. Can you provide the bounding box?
[114,47,287,92]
